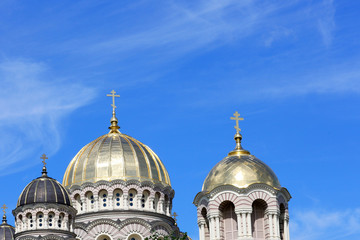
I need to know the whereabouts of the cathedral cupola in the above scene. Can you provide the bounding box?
[0,205,15,240]
[193,112,291,240]
[202,111,281,193]
[61,91,178,240]
[13,155,76,240]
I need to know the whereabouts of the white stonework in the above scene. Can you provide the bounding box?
[67,179,178,240]
[194,184,291,240]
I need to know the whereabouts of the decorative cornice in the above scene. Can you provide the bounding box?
[67,179,174,195]
[193,183,282,205]
[12,203,77,216]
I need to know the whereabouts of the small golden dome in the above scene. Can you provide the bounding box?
[63,132,171,188]
[202,112,281,192]
[202,154,281,192]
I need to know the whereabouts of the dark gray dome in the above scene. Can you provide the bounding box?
[0,217,14,240]
[17,173,71,207]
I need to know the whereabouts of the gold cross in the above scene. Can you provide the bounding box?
[1,204,7,215]
[230,111,244,134]
[40,154,48,167]
[172,212,178,221]
[107,90,120,112]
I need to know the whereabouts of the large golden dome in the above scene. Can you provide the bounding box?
[63,100,170,188]
[202,112,281,192]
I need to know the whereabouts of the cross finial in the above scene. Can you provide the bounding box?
[1,204,7,215]
[172,212,178,221]
[40,154,48,167]
[230,111,244,134]
[107,90,120,113]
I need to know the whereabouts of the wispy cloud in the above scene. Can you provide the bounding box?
[0,59,96,175]
[291,208,360,240]
[316,0,336,47]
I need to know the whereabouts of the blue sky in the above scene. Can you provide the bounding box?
[0,0,359,239]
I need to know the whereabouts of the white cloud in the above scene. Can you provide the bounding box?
[0,59,96,175]
[316,0,336,47]
[291,208,360,240]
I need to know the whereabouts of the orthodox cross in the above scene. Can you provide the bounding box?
[230,111,244,134]
[40,154,48,167]
[172,212,178,222]
[1,204,7,215]
[107,90,120,112]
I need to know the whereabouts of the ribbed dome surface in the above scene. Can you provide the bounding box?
[0,222,14,240]
[63,132,171,188]
[202,154,281,192]
[17,175,71,207]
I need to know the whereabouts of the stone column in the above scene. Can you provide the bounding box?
[94,194,99,212]
[123,194,129,210]
[236,212,242,239]
[274,212,281,240]
[149,197,155,211]
[267,211,273,238]
[198,221,206,240]
[246,212,252,238]
[158,198,165,214]
[285,214,290,240]
[137,195,142,210]
[108,194,113,210]
[215,215,220,240]
[81,196,86,213]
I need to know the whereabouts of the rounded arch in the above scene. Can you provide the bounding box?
[119,219,151,239]
[246,190,276,208]
[87,222,120,239]
[209,192,241,211]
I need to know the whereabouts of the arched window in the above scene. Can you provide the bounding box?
[97,234,111,240]
[26,213,33,229]
[99,190,108,209]
[58,213,65,228]
[128,189,137,208]
[279,204,285,240]
[201,208,210,240]
[113,189,123,208]
[127,233,142,240]
[141,190,150,209]
[220,201,238,240]
[154,192,160,212]
[86,191,94,211]
[251,200,268,240]
[48,212,55,228]
[74,194,82,212]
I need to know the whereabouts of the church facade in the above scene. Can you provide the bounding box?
[0,91,291,240]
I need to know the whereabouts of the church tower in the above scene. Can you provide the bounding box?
[13,155,77,240]
[193,112,291,240]
[62,90,178,239]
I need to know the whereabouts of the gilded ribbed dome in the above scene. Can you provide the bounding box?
[203,114,280,192]
[17,171,71,207]
[63,132,171,188]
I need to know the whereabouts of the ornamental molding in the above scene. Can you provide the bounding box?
[87,218,119,231]
[74,217,163,233]
[193,183,281,206]
[12,203,76,216]
[119,218,152,230]
[67,179,174,196]
[150,221,173,233]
